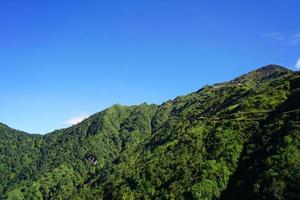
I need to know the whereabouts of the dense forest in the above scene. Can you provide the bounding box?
[0,65,299,200]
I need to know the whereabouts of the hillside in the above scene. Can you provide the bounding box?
[0,65,299,200]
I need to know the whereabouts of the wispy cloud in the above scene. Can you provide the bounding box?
[294,58,300,70]
[263,32,285,42]
[285,32,300,46]
[65,115,88,126]
[264,32,300,47]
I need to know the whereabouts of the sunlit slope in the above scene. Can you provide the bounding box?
[1,65,299,200]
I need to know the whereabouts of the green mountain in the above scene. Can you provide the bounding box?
[1,65,299,200]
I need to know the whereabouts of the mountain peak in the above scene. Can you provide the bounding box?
[233,64,291,83]
[255,64,290,73]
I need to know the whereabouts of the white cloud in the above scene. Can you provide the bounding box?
[264,32,300,47]
[285,32,300,46]
[65,115,88,126]
[263,32,285,42]
[294,58,300,70]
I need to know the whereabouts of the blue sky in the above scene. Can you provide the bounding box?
[0,0,299,134]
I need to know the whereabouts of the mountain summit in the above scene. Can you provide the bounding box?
[1,65,299,200]
[232,64,292,83]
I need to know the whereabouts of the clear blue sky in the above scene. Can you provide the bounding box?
[0,0,299,134]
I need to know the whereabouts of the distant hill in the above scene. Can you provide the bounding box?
[1,65,299,200]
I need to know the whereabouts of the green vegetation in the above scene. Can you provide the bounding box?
[0,65,299,199]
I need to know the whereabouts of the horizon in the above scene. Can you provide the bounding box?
[1,1,300,134]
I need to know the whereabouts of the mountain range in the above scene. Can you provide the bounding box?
[0,65,299,200]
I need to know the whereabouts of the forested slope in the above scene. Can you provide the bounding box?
[1,65,299,200]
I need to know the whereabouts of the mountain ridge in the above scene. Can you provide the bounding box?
[0,64,292,135]
[0,65,299,200]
